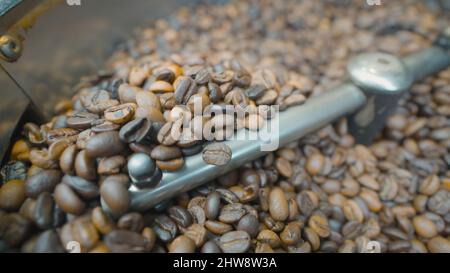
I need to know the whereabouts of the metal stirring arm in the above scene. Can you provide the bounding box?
[123,29,450,212]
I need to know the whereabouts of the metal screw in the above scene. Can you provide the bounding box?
[0,34,23,62]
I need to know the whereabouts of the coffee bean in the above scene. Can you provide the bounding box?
[184,223,207,247]
[188,205,206,225]
[275,157,293,178]
[257,229,281,249]
[104,103,137,124]
[72,218,100,251]
[174,76,197,104]
[168,206,193,228]
[119,118,153,144]
[100,180,130,215]
[81,89,119,114]
[269,187,289,221]
[0,213,31,247]
[136,91,161,110]
[427,236,450,253]
[156,158,184,171]
[25,170,62,198]
[118,212,144,232]
[308,213,330,238]
[0,179,26,211]
[33,192,54,229]
[66,112,99,130]
[46,128,78,145]
[219,230,250,253]
[157,122,177,145]
[412,215,438,238]
[202,143,232,166]
[98,155,126,175]
[54,183,85,215]
[201,240,221,253]
[75,150,97,181]
[91,206,114,235]
[237,214,259,238]
[86,131,126,158]
[280,222,302,246]
[219,203,246,224]
[148,81,174,93]
[33,230,65,253]
[118,83,139,103]
[169,235,196,253]
[150,145,182,161]
[59,145,77,175]
[152,215,178,243]
[306,153,325,176]
[205,192,221,220]
[105,230,151,253]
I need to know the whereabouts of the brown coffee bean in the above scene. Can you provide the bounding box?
[343,199,364,223]
[306,153,325,176]
[25,170,62,198]
[184,223,207,248]
[117,212,144,232]
[219,203,246,224]
[118,83,139,103]
[72,218,100,251]
[66,112,99,130]
[136,90,161,110]
[33,192,54,229]
[119,118,153,143]
[219,230,250,253]
[105,229,151,253]
[269,187,289,221]
[237,214,259,238]
[419,175,440,196]
[205,220,233,235]
[280,222,302,246]
[85,131,126,158]
[168,206,193,228]
[169,235,196,253]
[0,180,26,211]
[75,150,97,181]
[156,158,184,171]
[412,215,438,238]
[257,229,281,248]
[54,183,85,215]
[152,215,178,243]
[275,157,293,178]
[427,236,450,253]
[202,143,232,166]
[174,76,197,104]
[46,128,78,145]
[81,89,119,114]
[98,155,126,175]
[33,230,65,253]
[100,180,130,215]
[104,103,136,124]
[59,145,77,175]
[201,240,221,253]
[308,213,330,238]
[150,145,182,161]
[157,122,177,145]
[148,80,174,93]
[188,205,206,225]
[91,206,114,235]
[205,192,221,220]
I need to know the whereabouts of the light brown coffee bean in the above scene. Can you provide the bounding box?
[219,230,251,253]
[169,235,196,253]
[54,183,85,215]
[0,180,26,211]
[202,143,232,166]
[269,187,289,221]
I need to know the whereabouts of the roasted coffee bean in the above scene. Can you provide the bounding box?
[54,183,85,215]
[219,203,246,224]
[150,145,182,161]
[104,103,136,124]
[412,215,438,238]
[184,223,207,247]
[105,230,151,253]
[156,158,184,171]
[205,220,233,235]
[117,212,144,232]
[136,91,161,110]
[100,180,130,215]
[59,145,77,174]
[207,82,222,103]
[85,131,126,158]
[98,155,126,175]
[119,118,152,143]
[25,170,62,198]
[157,122,177,146]
[1,161,27,184]
[308,213,331,238]
[257,229,281,249]
[275,157,293,178]
[174,76,197,104]
[269,187,289,221]
[0,213,31,247]
[188,205,206,225]
[72,218,100,251]
[169,235,196,253]
[205,192,221,220]
[0,179,26,211]
[427,236,450,253]
[118,83,139,103]
[66,112,99,130]
[33,192,54,229]
[33,230,65,253]
[219,230,250,253]
[91,206,114,235]
[202,143,232,166]
[75,150,97,181]
[46,128,78,145]
[201,240,221,253]
[168,206,192,228]
[152,215,177,243]
[81,89,119,114]
[148,80,174,93]
[62,175,99,200]
[280,222,302,246]
[237,214,259,238]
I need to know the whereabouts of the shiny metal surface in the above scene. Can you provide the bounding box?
[129,83,367,211]
[403,46,450,82]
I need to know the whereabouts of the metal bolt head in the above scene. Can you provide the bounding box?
[347,52,413,95]
[127,153,155,184]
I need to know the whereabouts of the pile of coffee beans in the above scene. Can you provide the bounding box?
[0,0,449,253]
